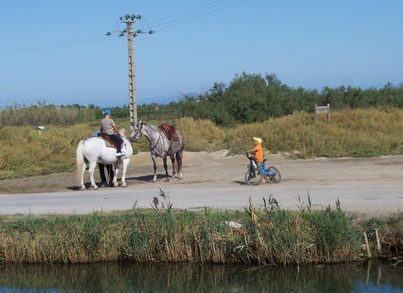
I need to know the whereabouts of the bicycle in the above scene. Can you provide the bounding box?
[245,153,281,185]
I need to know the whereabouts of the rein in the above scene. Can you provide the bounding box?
[149,131,162,152]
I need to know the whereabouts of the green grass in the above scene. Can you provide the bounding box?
[0,198,401,264]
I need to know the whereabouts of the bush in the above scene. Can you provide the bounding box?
[175,117,225,151]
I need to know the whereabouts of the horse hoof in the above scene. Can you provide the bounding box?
[80,187,86,191]
[121,183,127,187]
[89,186,98,190]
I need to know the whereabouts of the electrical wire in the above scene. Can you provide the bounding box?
[0,36,119,57]
[155,0,249,31]
[0,0,250,56]
[148,0,238,27]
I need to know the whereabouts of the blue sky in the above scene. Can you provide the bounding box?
[1,0,402,107]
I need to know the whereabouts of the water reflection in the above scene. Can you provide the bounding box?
[0,261,401,293]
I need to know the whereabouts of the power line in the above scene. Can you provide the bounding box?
[0,35,118,56]
[155,0,249,31]
[148,0,239,27]
[0,0,250,56]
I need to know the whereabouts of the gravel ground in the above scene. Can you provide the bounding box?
[0,152,402,216]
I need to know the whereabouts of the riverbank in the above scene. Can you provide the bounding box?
[0,200,401,264]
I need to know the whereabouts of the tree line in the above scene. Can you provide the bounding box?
[175,73,403,126]
[1,73,402,128]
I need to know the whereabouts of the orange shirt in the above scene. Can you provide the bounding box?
[253,144,263,162]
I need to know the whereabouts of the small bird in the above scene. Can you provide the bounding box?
[36,125,45,130]
[152,197,159,207]
[159,188,166,198]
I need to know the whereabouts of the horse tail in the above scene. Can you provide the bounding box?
[76,140,85,184]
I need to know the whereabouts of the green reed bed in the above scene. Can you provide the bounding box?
[0,199,401,264]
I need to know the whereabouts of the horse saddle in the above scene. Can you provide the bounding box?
[158,124,179,141]
[101,133,123,149]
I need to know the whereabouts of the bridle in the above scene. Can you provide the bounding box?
[133,121,143,139]
[137,121,161,152]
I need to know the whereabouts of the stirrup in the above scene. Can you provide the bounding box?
[116,152,125,157]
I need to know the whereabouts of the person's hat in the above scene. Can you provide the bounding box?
[253,137,262,144]
[104,109,111,115]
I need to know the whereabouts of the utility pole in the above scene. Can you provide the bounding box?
[108,14,154,129]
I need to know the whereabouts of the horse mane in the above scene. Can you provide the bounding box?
[143,123,159,130]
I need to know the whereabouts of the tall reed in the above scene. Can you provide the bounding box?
[0,199,400,264]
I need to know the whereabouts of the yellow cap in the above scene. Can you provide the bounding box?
[253,137,262,144]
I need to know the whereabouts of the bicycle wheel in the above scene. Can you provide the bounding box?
[268,166,281,183]
[245,169,263,185]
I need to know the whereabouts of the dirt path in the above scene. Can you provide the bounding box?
[0,152,402,216]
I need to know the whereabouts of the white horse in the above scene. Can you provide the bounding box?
[76,131,133,189]
[130,121,184,182]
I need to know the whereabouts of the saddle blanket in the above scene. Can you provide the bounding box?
[100,135,125,149]
[158,124,179,141]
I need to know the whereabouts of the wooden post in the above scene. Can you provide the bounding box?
[327,103,331,124]
[314,104,331,124]
[363,232,372,258]
[375,229,382,255]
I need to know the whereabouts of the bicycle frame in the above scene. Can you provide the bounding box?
[247,155,277,178]
[261,162,277,177]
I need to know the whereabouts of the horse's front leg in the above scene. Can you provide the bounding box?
[88,161,98,189]
[113,161,120,187]
[151,154,158,182]
[170,155,176,177]
[120,158,130,187]
[163,157,169,182]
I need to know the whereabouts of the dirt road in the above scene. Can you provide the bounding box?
[0,152,402,216]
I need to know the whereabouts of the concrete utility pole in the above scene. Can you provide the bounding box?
[111,14,154,129]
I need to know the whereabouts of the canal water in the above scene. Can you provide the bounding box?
[0,261,401,292]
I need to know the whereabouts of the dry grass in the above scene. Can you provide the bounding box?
[0,108,402,179]
[223,108,403,157]
[175,117,226,151]
[0,124,93,179]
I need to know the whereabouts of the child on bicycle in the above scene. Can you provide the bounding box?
[246,137,264,182]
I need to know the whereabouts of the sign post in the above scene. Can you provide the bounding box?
[315,104,331,123]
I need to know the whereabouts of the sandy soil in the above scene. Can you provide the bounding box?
[0,152,402,215]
